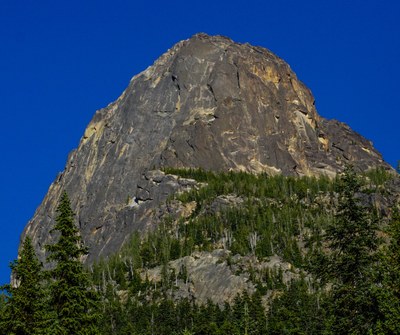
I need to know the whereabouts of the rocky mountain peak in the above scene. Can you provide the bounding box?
[22,34,391,264]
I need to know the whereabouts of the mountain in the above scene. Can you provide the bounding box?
[22,33,391,265]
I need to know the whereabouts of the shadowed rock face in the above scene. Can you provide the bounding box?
[22,33,390,264]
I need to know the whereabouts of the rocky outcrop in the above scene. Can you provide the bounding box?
[22,33,391,264]
[144,250,300,306]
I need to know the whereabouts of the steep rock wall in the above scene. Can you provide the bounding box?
[22,33,390,263]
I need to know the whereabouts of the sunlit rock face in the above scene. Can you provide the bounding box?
[21,33,390,264]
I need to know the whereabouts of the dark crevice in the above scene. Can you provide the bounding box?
[136,196,153,202]
[207,84,217,102]
[186,139,196,151]
[332,143,344,152]
[233,61,241,90]
[137,184,147,191]
[152,110,173,115]
[172,74,181,91]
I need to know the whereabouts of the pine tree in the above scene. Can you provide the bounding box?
[46,191,100,335]
[1,237,49,335]
[0,291,7,334]
[374,208,400,333]
[267,278,326,334]
[318,166,379,334]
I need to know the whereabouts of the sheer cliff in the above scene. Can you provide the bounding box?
[22,33,390,264]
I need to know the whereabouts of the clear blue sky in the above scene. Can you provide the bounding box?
[1,0,399,283]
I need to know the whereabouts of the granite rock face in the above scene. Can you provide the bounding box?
[22,33,390,264]
[144,250,302,306]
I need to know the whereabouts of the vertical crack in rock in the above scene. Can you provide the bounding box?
[207,83,217,102]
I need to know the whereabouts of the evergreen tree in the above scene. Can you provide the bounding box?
[0,291,7,334]
[1,237,49,335]
[267,278,326,334]
[374,208,400,333]
[46,191,100,335]
[248,291,268,334]
[317,166,379,334]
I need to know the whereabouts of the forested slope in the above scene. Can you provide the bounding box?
[86,167,400,334]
